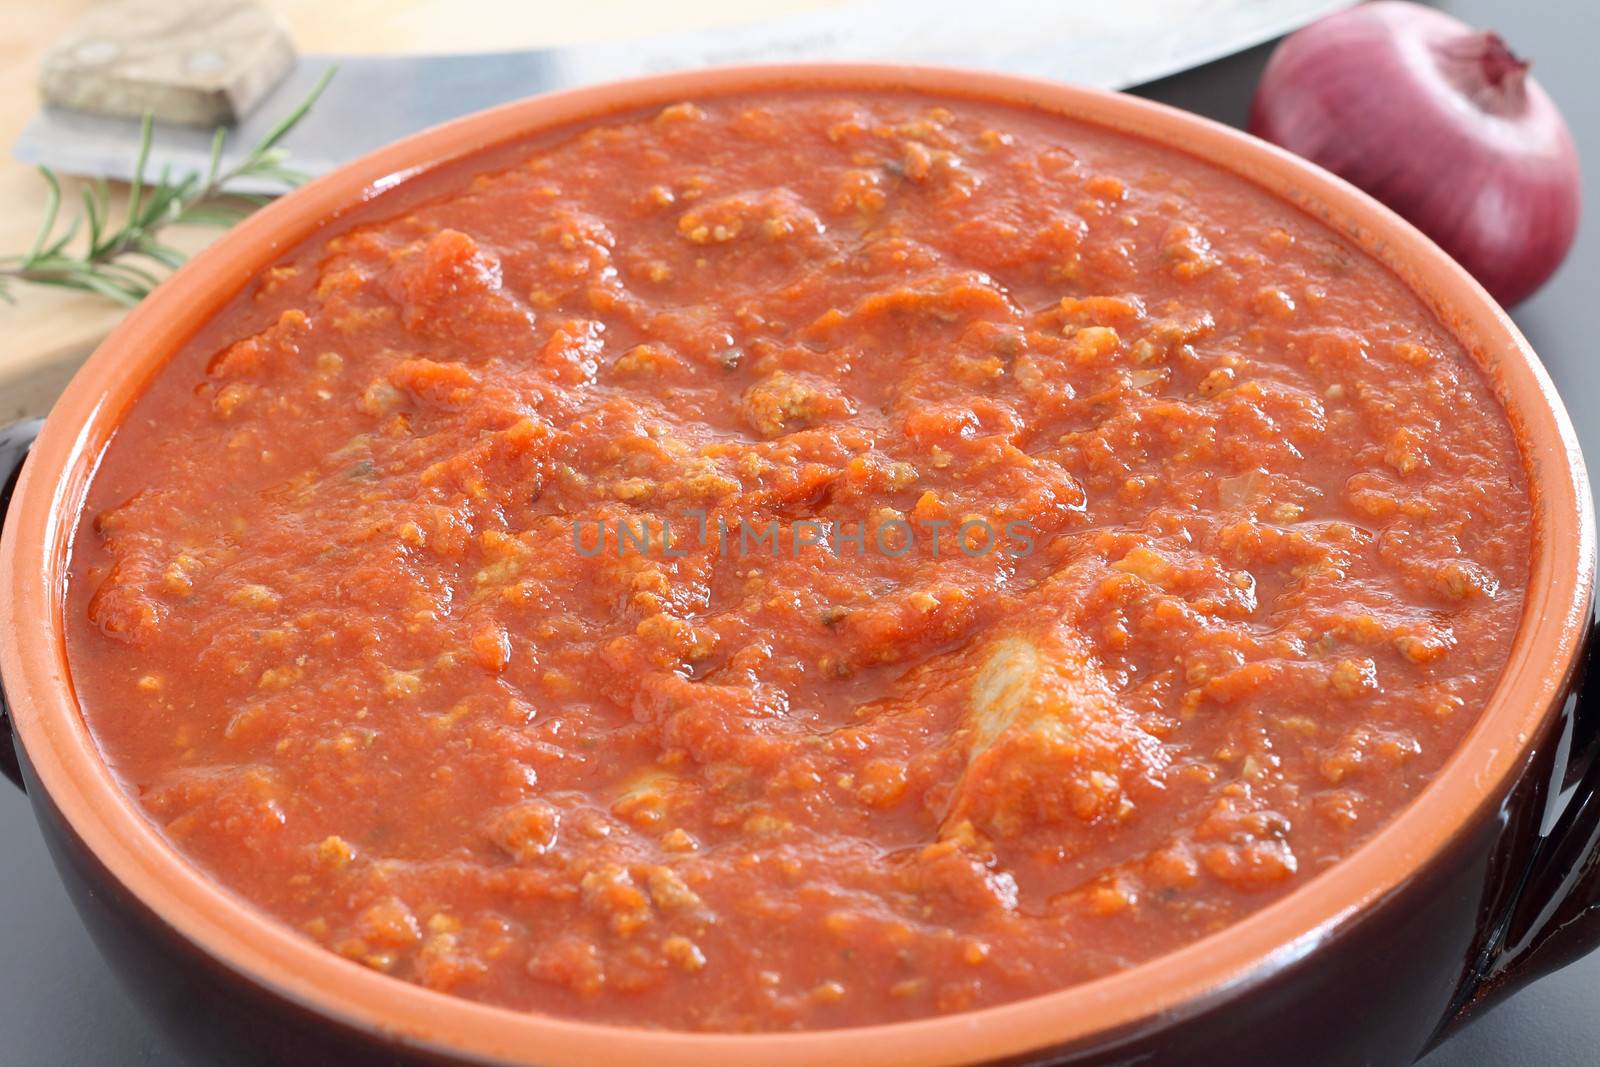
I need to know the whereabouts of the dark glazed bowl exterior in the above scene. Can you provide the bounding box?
[2,65,1598,1067]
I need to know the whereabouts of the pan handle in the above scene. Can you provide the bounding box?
[0,418,45,792]
[1438,611,1600,1034]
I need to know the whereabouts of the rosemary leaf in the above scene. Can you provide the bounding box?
[25,168,62,263]
[0,68,336,306]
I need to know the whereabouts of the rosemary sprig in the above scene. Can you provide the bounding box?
[0,68,335,306]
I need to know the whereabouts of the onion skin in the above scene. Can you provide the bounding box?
[1249,1,1581,307]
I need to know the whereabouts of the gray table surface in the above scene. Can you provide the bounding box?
[3,0,1596,1062]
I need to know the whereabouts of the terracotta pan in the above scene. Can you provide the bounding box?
[1,64,1597,1067]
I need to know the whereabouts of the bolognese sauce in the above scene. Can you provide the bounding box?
[66,91,1530,1031]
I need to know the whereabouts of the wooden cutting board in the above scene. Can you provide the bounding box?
[0,0,839,420]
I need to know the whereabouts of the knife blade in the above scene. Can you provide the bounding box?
[12,0,1351,191]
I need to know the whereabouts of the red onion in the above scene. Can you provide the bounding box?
[1249,1,1581,307]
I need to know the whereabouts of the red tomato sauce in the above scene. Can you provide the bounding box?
[66,91,1531,1031]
